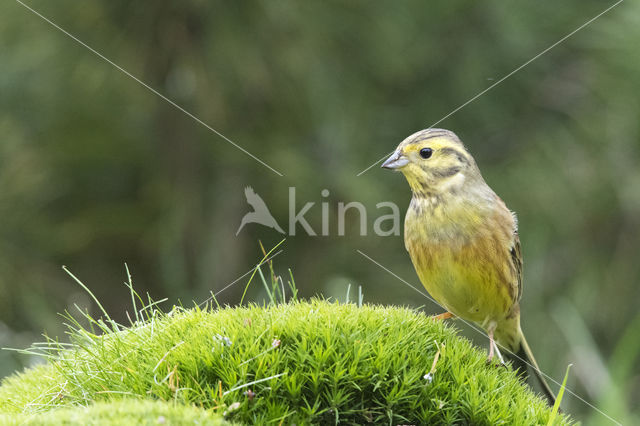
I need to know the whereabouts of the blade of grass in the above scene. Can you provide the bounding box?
[547,364,572,426]
[240,239,285,305]
[62,266,117,332]
[257,266,275,305]
[124,263,143,324]
[287,269,298,301]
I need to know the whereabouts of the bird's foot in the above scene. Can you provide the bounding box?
[485,356,507,368]
[430,311,455,321]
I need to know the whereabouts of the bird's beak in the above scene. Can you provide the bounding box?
[381,151,409,170]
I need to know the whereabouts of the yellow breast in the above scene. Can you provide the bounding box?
[404,196,517,324]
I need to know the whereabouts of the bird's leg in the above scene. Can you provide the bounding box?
[486,322,497,364]
[485,322,505,366]
[431,311,455,321]
[487,330,495,363]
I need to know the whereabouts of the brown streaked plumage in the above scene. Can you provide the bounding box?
[382,128,556,405]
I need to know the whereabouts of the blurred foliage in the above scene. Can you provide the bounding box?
[0,0,638,423]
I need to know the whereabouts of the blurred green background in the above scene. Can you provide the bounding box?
[1,0,638,423]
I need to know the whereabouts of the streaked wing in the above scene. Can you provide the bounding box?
[509,231,523,302]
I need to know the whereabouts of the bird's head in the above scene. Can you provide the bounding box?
[382,128,481,196]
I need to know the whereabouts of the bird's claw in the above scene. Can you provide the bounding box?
[485,356,506,368]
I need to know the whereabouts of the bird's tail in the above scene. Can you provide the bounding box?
[508,328,556,406]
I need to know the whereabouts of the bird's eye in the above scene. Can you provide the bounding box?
[419,148,433,159]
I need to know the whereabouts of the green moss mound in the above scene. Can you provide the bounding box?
[0,399,228,425]
[0,300,571,424]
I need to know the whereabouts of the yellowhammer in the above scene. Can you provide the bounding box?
[382,128,556,405]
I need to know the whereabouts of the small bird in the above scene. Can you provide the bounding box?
[382,128,556,405]
[236,186,285,235]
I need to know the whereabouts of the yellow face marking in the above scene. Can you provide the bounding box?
[393,133,474,197]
